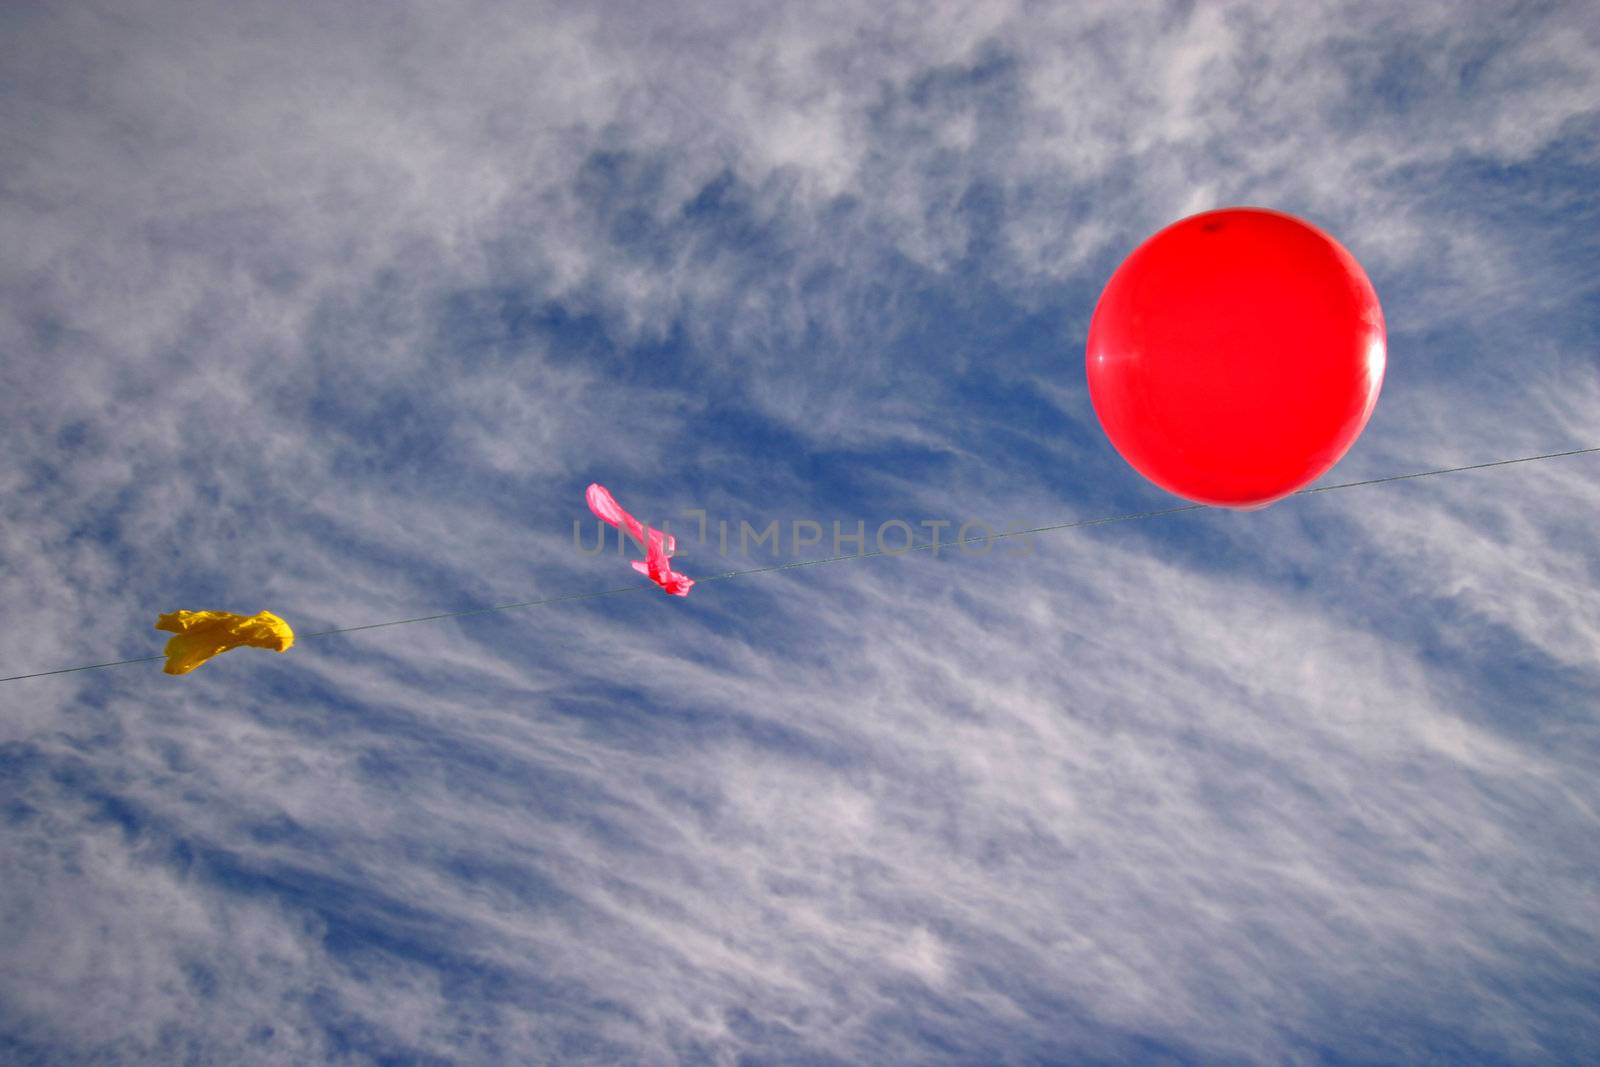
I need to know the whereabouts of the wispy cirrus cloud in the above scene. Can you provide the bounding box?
[2,1,1598,1064]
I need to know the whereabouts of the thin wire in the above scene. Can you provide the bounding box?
[1,653,170,683]
[3,445,1596,684]
[297,583,649,639]
[686,445,1600,579]
[1294,445,1600,492]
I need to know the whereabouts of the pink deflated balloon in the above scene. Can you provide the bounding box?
[586,484,695,596]
[1086,207,1386,508]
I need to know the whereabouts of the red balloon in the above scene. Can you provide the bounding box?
[1086,207,1385,508]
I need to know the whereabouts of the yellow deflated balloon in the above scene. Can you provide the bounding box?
[155,610,295,675]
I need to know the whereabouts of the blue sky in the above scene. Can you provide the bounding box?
[2,2,1598,1064]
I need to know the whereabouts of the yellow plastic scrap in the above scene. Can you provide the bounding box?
[155,610,295,675]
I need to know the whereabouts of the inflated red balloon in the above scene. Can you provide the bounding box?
[1086,207,1385,508]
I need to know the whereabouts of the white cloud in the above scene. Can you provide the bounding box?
[3,1,1598,1063]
